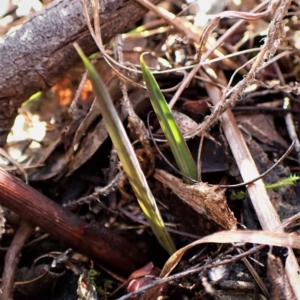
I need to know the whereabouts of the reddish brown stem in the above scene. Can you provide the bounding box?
[0,168,148,275]
[1,220,34,300]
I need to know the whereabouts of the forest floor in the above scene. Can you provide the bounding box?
[1,0,300,299]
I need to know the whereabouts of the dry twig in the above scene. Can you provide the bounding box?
[1,221,34,300]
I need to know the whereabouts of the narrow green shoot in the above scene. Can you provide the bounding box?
[266,174,300,189]
[230,190,247,201]
[75,44,175,255]
[230,174,300,201]
[140,54,198,183]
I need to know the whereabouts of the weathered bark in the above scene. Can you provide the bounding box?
[0,0,162,146]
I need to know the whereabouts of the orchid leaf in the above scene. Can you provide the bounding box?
[75,44,175,255]
[140,54,197,183]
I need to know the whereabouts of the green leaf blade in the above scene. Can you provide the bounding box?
[140,54,198,183]
[75,44,175,255]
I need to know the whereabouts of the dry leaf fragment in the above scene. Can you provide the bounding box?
[236,114,289,149]
[154,169,237,230]
[126,263,168,300]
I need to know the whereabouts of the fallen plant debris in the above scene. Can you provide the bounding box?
[154,169,237,230]
[1,0,300,299]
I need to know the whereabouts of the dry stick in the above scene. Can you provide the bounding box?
[134,0,239,108]
[63,171,123,209]
[0,168,148,275]
[1,221,34,300]
[167,0,270,110]
[117,242,269,300]
[148,108,295,188]
[137,4,300,293]
[118,213,300,300]
[217,139,295,188]
[134,0,249,73]
[204,78,300,298]
[188,0,292,138]
[135,0,300,294]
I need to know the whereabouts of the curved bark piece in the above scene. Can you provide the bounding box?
[0,0,162,146]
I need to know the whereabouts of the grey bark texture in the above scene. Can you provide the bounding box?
[0,0,162,146]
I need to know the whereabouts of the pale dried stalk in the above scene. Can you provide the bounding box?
[204,79,300,298]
